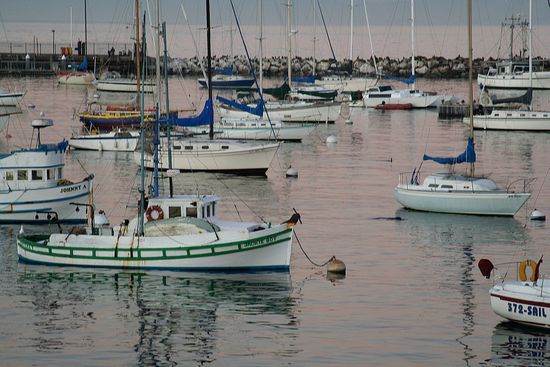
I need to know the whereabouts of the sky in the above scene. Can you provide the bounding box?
[0,0,549,27]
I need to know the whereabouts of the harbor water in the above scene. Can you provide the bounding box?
[1,77,550,366]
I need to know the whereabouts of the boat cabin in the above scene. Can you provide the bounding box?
[421,173,498,192]
[146,194,220,222]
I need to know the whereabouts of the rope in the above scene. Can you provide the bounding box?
[293,230,333,268]
[532,167,550,208]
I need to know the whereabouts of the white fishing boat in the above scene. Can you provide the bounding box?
[478,61,550,90]
[0,116,93,224]
[16,3,298,271]
[394,0,531,217]
[0,90,25,106]
[468,0,550,131]
[362,85,449,108]
[479,257,550,329]
[69,129,140,151]
[188,118,315,142]
[95,77,155,93]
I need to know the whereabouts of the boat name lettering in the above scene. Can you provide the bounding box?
[60,185,81,193]
[242,235,277,249]
[507,302,548,317]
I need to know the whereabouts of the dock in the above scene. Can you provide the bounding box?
[438,104,470,119]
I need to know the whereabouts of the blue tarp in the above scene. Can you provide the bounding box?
[77,57,88,71]
[382,73,416,85]
[216,96,264,117]
[165,99,213,127]
[423,138,476,165]
[212,66,233,75]
[292,76,316,84]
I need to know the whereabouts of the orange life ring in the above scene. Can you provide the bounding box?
[519,259,537,282]
[145,205,164,221]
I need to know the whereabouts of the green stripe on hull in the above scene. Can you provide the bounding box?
[17,229,292,262]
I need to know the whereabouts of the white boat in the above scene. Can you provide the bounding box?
[0,117,93,224]
[16,3,298,271]
[362,85,451,108]
[95,78,155,93]
[478,62,550,90]
[69,129,140,151]
[139,138,280,175]
[479,257,550,329]
[468,1,550,131]
[188,118,316,142]
[0,90,25,106]
[394,0,531,217]
[289,84,338,101]
[198,73,255,89]
[470,109,550,131]
[314,76,378,93]
[57,71,96,85]
[217,100,342,123]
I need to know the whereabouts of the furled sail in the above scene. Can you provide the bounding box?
[165,99,213,127]
[423,138,476,165]
[382,73,416,85]
[216,96,264,117]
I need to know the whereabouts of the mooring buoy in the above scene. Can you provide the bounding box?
[327,257,346,274]
[345,118,353,124]
[531,209,546,221]
[286,166,298,178]
[326,134,337,144]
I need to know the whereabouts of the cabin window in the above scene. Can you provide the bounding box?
[57,168,63,179]
[47,168,55,180]
[441,185,453,189]
[520,114,526,117]
[237,123,246,127]
[201,206,205,218]
[221,145,229,150]
[212,202,216,216]
[173,146,181,150]
[544,114,548,117]
[168,206,181,218]
[494,114,499,117]
[506,113,512,117]
[184,146,193,150]
[186,207,197,218]
[206,205,211,217]
[428,184,439,188]
[464,186,470,189]
[17,170,28,181]
[31,170,43,181]
[5,171,13,181]
[201,145,209,150]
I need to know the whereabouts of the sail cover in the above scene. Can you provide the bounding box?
[423,138,476,165]
[382,73,416,85]
[166,99,213,127]
[77,57,89,71]
[216,96,264,117]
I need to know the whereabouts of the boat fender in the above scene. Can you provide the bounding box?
[519,259,538,282]
[145,205,164,221]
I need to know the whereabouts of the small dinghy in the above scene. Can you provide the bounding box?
[374,103,413,110]
[479,257,550,329]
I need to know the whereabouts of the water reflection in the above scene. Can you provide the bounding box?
[14,267,298,366]
[490,322,550,366]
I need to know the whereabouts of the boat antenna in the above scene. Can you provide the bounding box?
[467,0,474,177]
[529,0,533,111]
[206,0,214,140]
[135,0,142,111]
[138,10,147,237]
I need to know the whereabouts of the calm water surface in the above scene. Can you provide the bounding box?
[1,77,550,366]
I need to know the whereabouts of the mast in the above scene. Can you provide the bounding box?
[138,12,147,236]
[287,0,292,85]
[312,0,316,77]
[259,0,263,95]
[349,0,354,61]
[70,7,73,51]
[411,0,415,89]
[84,0,87,56]
[363,0,378,76]
[135,0,142,111]
[155,0,161,110]
[529,0,533,110]
[162,21,173,198]
[207,0,213,140]
[467,0,474,177]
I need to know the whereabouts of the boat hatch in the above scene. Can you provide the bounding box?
[428,184,439,188]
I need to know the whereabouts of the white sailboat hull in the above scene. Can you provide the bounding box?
[139,141,279,175]
[394,186,530,216]
[0,92,25,106]
[469,111,550,131]
[478,72,550,90]
[217,102,341,123]
[69,131,140,151]
[490,282,550,328]
[188,124,315,141]
[314,76,378,92]
[363,93,449,108]
[96,79,155,93]
[57,72,96,85]
[17,225,293,270]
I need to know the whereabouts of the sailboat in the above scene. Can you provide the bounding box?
[16,2,298,271]
[394,0,531,216]
[56,1,95,85]
[469,0,550,131]
[362,0,455,108]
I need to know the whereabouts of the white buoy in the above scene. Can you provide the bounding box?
[93,93,100,99]
[19,226,24,235]
[327,257,346,274]
[286,166,298,178]
[326,134,337,144]
[531,209,546,221]
[27,103,35,109]
[345,118,353,124]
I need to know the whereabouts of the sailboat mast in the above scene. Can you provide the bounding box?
[259,0,263,95]
[207,0,213,140]
[84,0,87,56]
[155,0,161,110]
[162,21,173,197]
[411,0,415,90]
[313,0,316,77]
[529,0,533,109]
[138,12,147,236]
[287,0,292,84]
[468,0,474,177]
[349,0,354,61]
[135,0,142,111]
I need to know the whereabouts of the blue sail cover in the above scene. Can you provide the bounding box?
[382,73,416,85]
[166,99,213,127]
[423,138,476,165]
[292,76,316,84]
[77,57,89,71]
[212,66,233,75]
[216,96,264,117]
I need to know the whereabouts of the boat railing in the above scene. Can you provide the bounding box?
[398,172,420,187]
[505,177,534,194]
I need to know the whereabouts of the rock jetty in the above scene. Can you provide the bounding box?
[167,54,550,79]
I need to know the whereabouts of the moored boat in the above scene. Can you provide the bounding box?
[0,90,26,106]
[375,102,413,110]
